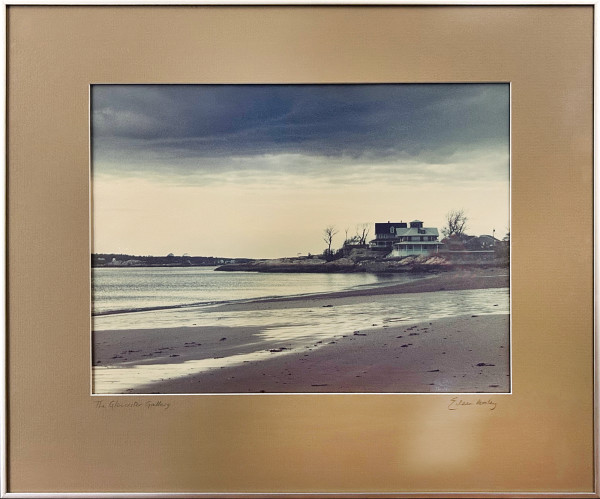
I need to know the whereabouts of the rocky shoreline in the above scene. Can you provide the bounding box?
[215,255,505,274]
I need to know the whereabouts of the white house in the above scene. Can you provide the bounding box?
[390,220,443,257]
[369,220,443,256]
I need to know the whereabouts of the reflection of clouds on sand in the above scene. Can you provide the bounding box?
[257,288,508,342]
[93,349,290,394]
[94,287,509,335]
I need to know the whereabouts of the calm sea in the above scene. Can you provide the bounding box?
[92,267,509,333]
[92,266,418,315]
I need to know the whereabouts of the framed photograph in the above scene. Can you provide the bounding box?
[3,2,597,497]
[91,82,511,396]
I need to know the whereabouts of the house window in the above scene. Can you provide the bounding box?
[390,227,395,234]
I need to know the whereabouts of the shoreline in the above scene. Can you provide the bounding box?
[211,267,508,312]
[93,268,510,394]
[213,259,507,274]
[94,267,509,317]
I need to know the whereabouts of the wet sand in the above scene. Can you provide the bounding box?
[93,268,510,394]
[204,267,508,315]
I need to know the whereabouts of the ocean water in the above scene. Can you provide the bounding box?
[92,266,422,316]
[92,267,509,333]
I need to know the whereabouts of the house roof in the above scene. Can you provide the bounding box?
[374,222,407,234]
[478,234,500,241]
[402,227,439,236]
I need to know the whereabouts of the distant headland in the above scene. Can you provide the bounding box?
[93,216,509,273]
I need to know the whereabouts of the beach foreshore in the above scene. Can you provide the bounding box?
[211,266,508,312]
[93,268,510,394]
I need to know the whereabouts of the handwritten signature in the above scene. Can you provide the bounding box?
[95,400,170,410]
[448,397,496,411]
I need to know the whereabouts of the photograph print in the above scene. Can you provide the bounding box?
[91,84,510,394]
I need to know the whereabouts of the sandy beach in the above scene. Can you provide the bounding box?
[93,268,510,394]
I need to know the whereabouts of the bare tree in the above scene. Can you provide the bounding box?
[323,225,338,255]
[441,209,468,238]
[356,223,371,245]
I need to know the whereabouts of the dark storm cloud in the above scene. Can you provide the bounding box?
[91,84,509,178]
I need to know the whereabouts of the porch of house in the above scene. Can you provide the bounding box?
[391,242,443,258]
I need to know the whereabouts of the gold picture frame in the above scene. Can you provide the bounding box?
[3,2,597,497]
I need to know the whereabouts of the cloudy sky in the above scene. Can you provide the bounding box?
[91,84,509,258]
